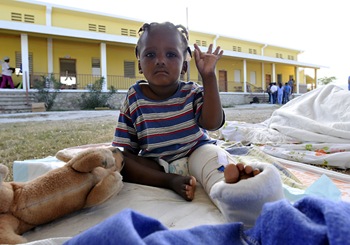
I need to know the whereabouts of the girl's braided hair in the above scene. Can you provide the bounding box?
[135,22,192,59]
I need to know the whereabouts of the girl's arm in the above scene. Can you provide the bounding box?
[193,43,224,130]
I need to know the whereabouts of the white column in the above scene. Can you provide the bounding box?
[21,34,29,90]
[100,42,107,91]
[47,38,53,74]
[243,59,247,93]
[272,63,276,83]
[261,44,267,90]
[314,68,317,89]
[295,67,299,93]
[261,62,265,90]
[46,5,52,26]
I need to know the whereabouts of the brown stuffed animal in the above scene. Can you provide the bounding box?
[0,146,124,244]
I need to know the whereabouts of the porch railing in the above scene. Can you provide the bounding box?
[225,81,264,93]
[29,73,146,90]
[28,73,266,93]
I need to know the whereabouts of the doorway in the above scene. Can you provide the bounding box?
[265,74,271,85]
[60,58,77,88]
[219,70,227,92]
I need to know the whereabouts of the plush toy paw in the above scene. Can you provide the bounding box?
[68,147,119,172]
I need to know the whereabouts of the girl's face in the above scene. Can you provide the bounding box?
[138,27,187,88]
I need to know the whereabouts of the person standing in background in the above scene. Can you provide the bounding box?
[348,76,350,91]
[266,83,272,103]
[270,82,278,104]
[277,82,283,105]
[0,56,15,89]
[283,82,291,103]
[288,78,294,94]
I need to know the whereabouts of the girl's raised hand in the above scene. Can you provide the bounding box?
[193,43,223,78]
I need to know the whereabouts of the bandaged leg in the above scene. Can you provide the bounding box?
[188,144,284,228]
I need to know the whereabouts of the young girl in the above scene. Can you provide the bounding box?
[112,22,260,202]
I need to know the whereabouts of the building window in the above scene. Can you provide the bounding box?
[98,25,106,33]
[121,28,137,37]
[11,12,35,23]
[24,14,34,23]
[15,51,33,74]
[89,24,106,32]
[121,28,128,36]
[277,74,282,83]
[249,48,257,54]
[233,46,242,52]
[195,40,207,47]
[91,58,100,76]
[129,29,137,37]
[234,69,241,82]
[11,12,22,21]
[124,61,135,78]
[92,58,100,68]
[89,24,97,31]
[276,53,283,58]
[288,55,294,60]
[250,71,256,84]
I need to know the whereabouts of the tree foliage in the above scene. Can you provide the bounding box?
[318,76,336,85]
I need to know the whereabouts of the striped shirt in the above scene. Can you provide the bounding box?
[112,80,222,163]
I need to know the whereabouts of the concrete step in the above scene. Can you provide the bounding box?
[1,104,32,109]
[0,91,38,114]
[0,108,32,114]
[248,93,270,103]
[0,94,35,99]
[0,99,36,104]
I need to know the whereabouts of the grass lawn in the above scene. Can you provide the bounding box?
[0,117,116,181]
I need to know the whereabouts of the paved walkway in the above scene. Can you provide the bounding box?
[0,104,278,124]
[0,110,120,124]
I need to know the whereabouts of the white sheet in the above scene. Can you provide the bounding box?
[269,84,350,143]
[22,182,225,242]
[13,157,225,243]
[220,84,350,169]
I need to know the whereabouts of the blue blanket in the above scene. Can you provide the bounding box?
[65,196,350,245]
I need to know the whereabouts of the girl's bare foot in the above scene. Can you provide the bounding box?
[170,175,196,201]
[224,163,260,183]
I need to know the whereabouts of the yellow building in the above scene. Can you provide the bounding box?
[0,0,322,93]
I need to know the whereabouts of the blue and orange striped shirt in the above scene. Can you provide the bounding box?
[112,80,224,163]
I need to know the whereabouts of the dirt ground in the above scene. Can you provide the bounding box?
[223,105,278,123]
